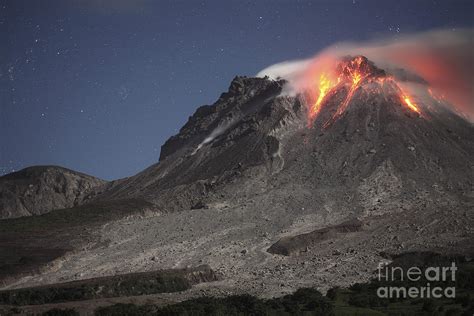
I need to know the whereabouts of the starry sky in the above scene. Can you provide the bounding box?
[1,0,473,180]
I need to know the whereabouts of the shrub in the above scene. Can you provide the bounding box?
[326,287,339,300]
[41,308,79,316]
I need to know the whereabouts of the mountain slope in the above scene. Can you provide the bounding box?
[0,166,106,219]
[0,57,472,298]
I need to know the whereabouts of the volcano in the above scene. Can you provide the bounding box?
[0,56,473,305]
[86,56,473,219]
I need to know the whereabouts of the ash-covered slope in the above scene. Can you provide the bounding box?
[0,166,106,219]
[97,76,304,211]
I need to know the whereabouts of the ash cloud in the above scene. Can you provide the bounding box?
[257,29,474,121]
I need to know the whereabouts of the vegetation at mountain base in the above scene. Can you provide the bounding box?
[0,270,192,305]
[94,288,334,316]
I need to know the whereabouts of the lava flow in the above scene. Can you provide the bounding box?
[308,55,422,126]
[309,73,335,120]
[334,56,371,117]
[401,95,420,114]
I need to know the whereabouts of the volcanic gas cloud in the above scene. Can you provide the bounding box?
[258,28,474,124]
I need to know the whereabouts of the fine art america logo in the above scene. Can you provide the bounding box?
[377,262,457,299]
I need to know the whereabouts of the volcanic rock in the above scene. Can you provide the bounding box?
[268,219,364,256]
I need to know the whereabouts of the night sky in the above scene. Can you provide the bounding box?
[1,0,473,180]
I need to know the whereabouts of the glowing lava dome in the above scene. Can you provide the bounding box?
[308,55,421,126]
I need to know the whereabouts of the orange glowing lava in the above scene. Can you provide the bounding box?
[402,95,420,113]
[333,57,369,117]
[310,73,335,120]
[307,55,423,127]
[352,72,362,85]
[336,75,362,116]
